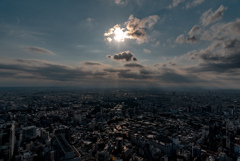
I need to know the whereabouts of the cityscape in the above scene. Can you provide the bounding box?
[1,0,240,160]
[1,87,240,161]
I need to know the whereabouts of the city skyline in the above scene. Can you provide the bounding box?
[1,0,240,88]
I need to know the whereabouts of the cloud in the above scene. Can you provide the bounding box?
[0,58,236,88]
[126,29,147,44]
[108,51,138,61]
[168,0,185,9]
[132,57,138,61]
[186,0,204,9]
[0,59,96,81]
[107,55,112,59]
[23,46,55,55]
[84,61,102,66]
[169,62,176,66]
[186,35,198,43]
[187,38,240,73]
[188,25,200,36]
[104,24,129,42]
[124,62,144,68]
[126,14,159,31]
[107,37,112,42]
[118,70,151,80]
[113,0,143,6]
[176,26,200,44]
[104,15,159,44]
[176,34,185,44]
[201,5,227,26]
[86,18,94,22]
[104,68,130,73]
[223,39,240,49]
[162,62,177,67]
[0,71,17,77]
[144,49,151,54]
[201,18,240,41]
[114,0,128,5]
[139,69,156,75]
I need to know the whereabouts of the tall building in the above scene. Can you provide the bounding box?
[0,122,15,161]
[192,146,201,158]
[226,120,235,155]
[22,126,37,142]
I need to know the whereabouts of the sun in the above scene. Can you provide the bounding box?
[114,27,127,42]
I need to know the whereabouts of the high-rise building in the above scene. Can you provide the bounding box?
[22,126,37,142]
[0,122,15,161]
[192,146,201,158]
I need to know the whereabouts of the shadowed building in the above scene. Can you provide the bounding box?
[0,122,15,161]
[54,134,81,161]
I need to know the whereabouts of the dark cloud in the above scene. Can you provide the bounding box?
[139,69,156,75]
[185,18,240,75]
[124,63,144,68]
[0,59,107,82]
[118,70,151,80]
[108,51,138,61]
[0,58,211,87]
[127,29,146,40]
[186,35,198,43]
[28,64,90,81]
[199,54,240,73]
[84,61,102,66]
[187,38,240,73]
[176,26,200,44]
[132,57,138,61]
[114,51,134,61]
[0,63,23,71]
[104,68,130,73]
[201,5,227,26]
[23,46,55,55]
[160,62,177,67]
[0,71,17,77]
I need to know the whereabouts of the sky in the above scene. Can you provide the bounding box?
[0,0,240,88]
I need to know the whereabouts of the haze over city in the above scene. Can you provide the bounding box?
[1,0,240,88]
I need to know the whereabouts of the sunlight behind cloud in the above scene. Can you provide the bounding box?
[104,15,159,44]
[114,27,127,42]
[104,25,128,43]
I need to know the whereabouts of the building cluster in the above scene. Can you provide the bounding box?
[0,88,240,161]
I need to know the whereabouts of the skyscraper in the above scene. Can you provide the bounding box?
[0,122,15,161]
